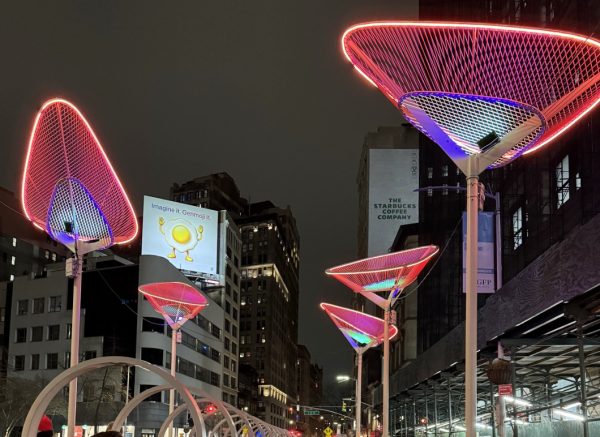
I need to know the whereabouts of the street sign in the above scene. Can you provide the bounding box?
[304,409,321,416]
[498,384,513,396]
[323,426,333,437]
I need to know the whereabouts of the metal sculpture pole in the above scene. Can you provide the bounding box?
[67,257,82,437]
[169,328,177,437]
[382,304,390,437]
[464,168,480,436]
[356,351,362,437]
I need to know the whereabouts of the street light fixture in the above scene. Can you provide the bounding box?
[21,99,138,437]
[336,375,354,383]
[320,303,399,437]
[341,21,600,437]
[326,246,438,436]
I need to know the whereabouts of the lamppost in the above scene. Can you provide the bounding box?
[326,246,438,436]
[21,99,138,437]
[341,21,600,437]
[138,281,208,437]
[320,303,399,437]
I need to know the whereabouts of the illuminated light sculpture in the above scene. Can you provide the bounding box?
[326,246,438,437]
[138,281,208,437]
[320,303,398,437]
[20,98,138,437]
[341,22,600,437]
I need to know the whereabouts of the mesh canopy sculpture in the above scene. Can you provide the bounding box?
[341,22,600,437]
[20,98,138,437]
[326,246,438,437]
[22,98,138,253]
[139,282,209,330]
[321,303,398,437]
[342,22,600,171]
[139,281,208,437]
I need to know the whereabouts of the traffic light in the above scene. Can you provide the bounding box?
[341,401,347,413]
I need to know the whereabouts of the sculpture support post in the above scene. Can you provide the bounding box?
[382,304,390,437]
[465,167,480,437]
[67,257,82,437]
[356,351,363,437]
[169,329,177,437]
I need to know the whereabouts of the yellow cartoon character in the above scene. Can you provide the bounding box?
[158,217,203,262]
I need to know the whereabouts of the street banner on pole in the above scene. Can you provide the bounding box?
[462,211,496,293]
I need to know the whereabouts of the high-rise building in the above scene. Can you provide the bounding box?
[170,173,304,428]
[237,201,300,428]
[296,345,323,436]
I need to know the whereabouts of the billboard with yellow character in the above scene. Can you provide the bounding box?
[142,195,218,275]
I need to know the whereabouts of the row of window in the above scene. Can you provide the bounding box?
[512,155,581,250]
[17,296,62,315]
[13,350,96,371]
[15,324,71,343]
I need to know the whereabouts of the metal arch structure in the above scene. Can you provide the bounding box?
[326,246,438,437]
[21,356,292,437]
[21,357,203,437]
[320,303,400,436]
[342,22,600,172]
[21,98,138,252]
[340,21,600,437]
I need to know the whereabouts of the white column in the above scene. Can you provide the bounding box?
[67,258,82,437]
[382,305,390,437]
[465,174,480,437]
[356,352,363,437]
[169,329,177,437]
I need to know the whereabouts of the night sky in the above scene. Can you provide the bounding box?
[0,1,418,383]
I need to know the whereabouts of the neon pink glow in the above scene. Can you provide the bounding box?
[341,22,600,163]
[326,246,438,293]
[139,281,208,330]
[320,303,398,350]
[21,98,138,246]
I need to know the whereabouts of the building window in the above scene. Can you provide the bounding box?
[224,356,230,369]
[46,353,58,369]
[576,172,582,190]
[442,165,449,177]
[225,320,230,333]
[141,348,164,366]
[9,274,14,282]
[66,323,72,340]
[142,317,165,334]
[15,328,27,343]
[223,374,230,387]
[512,207,523,250]
[427,188,433,197]
[31,326,43,342]
[10,256,15,266]
[48,325,60,341]
[556,155,570,209]
[427,167,433,179]
[84,351,97,361]
[44,250,49,259]
[33,298,45,314]
[17,299,28,315]
[12,237,17,247]
[49,296,61,312]
[31,354,40,370]
[224,338,230,351]
[14,355,25,371]
[51,253,57,261]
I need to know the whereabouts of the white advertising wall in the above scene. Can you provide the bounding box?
[141,195,218,275]
[368,148,420,256]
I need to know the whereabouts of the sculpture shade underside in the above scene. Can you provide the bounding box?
[321,303,398,351]
[139,282,208,330]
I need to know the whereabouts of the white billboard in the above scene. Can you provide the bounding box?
[142,196,218,276]
[368,149,419,256]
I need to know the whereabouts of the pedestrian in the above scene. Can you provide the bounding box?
[37,415,53,437]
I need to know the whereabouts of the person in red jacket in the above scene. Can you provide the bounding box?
[37,416,53,437]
